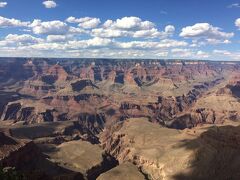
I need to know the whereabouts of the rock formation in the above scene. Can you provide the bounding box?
[0,58,240,179]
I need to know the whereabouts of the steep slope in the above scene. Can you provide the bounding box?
[97,162,145,180]
[100,118,240,180]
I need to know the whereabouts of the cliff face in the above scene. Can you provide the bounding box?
[1,58,240,179]
[100,118,240,180]
[0,131,87,179]
[97,162,145,180]
[169,80,240,129]
[0,131,44,174]
[1,58,240,129]
[1,101,56,124]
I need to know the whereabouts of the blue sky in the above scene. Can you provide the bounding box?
[0,0,240,60]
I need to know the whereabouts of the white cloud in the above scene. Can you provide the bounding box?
[68,37,113,49]
[133,25,175,38]
[157,39,188,48]
[6,36,187,55]
[47,35,71,42]
[235,18,240,29]
[0,16,30,27]
[165,25,175,33]
[66,17,101,29]
[66,16,78,23]
[91,16,175,39]
[0,15,239,60]
[180,23,234,39]
[133,28,162,38]
[0,2,7,8]
[68,26,88,34]
[206,38,231,44]
[102,16,155,31]
[91,28,128,38]
[5,34,42,43]
[0,34,43,47]
[30,20,69,35]
[85,37,112,47]
[30,42,66,51]
[43,1,57,8]
[116,39,187,49]
[78,18,101,29]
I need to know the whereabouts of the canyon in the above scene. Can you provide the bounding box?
[1,58,240,179]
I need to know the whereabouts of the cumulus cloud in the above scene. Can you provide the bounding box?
[165,25,175,33]
[116,39,187,49]
[206,39,231,44]
[91,16,175,39]
[30,20,69,35]
[68,37,113,49]
[0,2,7,8]
[0,16,30,28]
[235,18,240,29]
[133,25,175,38]
[43,1,57,8]
[108,16,154,30]
[68,27,87,34]
[180,23,234,46]
[8,36,187,55]
[1,15,239,59]
[66,17,101,29]
[5,34,42,43]
[91,28,128,38]
[180,23,233,39]
[133,28,162,38]
[0,34,43,47]
[47,35,71,42]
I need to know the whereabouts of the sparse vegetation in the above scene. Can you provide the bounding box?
[0,167,26,180]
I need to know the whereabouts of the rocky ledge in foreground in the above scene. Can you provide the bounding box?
[0,131,85,179]
[39,140,118,180]
[100,117,240,180]
[97,162,145,180]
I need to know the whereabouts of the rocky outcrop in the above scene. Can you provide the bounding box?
[71,79,99,92]
[0,58,240,130]
[100,118,240,180]
[97,162,145,180]
[0,131,85,179]
[64,113,106,143]
[41,140,118,179]
[1,101,56,124]
[80,67,95,81]
[47,64,68,83]
[169,109,218,129]
[168,81,240,129]
[1,58,240,179]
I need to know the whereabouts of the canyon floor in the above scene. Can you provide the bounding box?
[1,58,240,180]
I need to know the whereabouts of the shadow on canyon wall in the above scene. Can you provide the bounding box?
[173,125,240,180]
